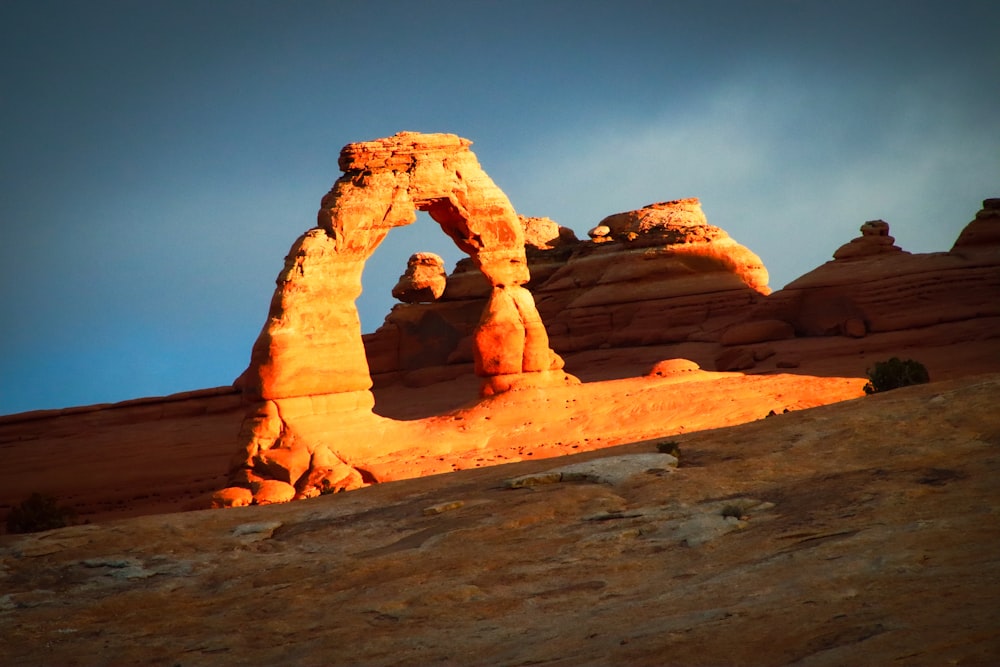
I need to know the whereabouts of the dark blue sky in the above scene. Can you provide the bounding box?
[2,1,998,414]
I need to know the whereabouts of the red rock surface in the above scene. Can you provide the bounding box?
[2,375,999,666]
[390,251,447,303]
[0,139,998,663]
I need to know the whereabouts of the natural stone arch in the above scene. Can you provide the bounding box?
[220,132,576,506]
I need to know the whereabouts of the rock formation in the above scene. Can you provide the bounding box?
[952,197,1000,250]
[749,205,1000,338]
[831,219,907,259]
[221,132,576,505]
[214,126,998,512]
[391,252,447,303]
[365,198,1000,382]
[535,199,770,351]
[364,198,772,382]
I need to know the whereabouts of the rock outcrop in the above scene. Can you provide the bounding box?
[221,132,577,505]
[751,206,1000,338]
[831,219,907,259]
[365,198,1000,382]
[364,198,771,382]
[952,197,1000,250]
[391,252,447,303]
[535,199,770,351]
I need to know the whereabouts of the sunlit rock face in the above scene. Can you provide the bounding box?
[221,132,576,505]
[535,199,771,352]
[391,252,447,303]
[364,198,772,379]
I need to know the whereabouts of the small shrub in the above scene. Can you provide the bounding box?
[655,440,681,458]
[863,357,930,395]
[6,493,77,534]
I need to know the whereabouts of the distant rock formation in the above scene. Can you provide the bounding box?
[952,197,1000,250]
[751,203,1000,338]
[831,219,907,260]
[364,198,771,381]
[365,198,1000,383]
[536,199,769,351]
[220,132,578,505]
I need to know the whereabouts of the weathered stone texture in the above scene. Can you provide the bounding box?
[228,132,574,501]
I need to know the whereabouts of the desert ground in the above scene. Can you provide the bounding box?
[1,365,998,665]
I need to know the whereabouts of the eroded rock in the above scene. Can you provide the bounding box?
[392,252,448,303]
[226,132,574,502]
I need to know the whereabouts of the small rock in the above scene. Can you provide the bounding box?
[843,317,867,338]
[231,521,283,538]
[211,487,253,509]
[506,454,679,488]
[645,358,700,377]
[505,472,564,488]
[422,500,465,516]
[251,480,296,505]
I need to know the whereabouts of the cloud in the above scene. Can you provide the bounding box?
[501,70,1000,290]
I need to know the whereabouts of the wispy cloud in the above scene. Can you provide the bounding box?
[503,72,999,290]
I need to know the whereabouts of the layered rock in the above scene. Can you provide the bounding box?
[364,198,772,381]
[219,132,576,505]
[952,197,1000,250]
[747,205,1000,338]
[365,198,1000,381]
[831,219,907,259]
[536,199,770,351]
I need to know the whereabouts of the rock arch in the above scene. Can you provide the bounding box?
[220,132,574,506]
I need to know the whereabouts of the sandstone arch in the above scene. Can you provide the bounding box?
[220,132,575,505]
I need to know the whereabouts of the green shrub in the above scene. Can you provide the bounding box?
[863,357,930,395]
[5,493,77,534]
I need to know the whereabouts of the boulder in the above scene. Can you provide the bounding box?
[211,487,253,509]
[250,479,296,505]
[391,252,448,303]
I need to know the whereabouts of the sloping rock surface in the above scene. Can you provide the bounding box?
[2,375,998,666]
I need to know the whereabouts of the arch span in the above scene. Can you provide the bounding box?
[222,133,576,505]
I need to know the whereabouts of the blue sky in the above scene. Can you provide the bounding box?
[2,0,998,414]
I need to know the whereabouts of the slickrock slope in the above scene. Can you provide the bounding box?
[2,374,998,666]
